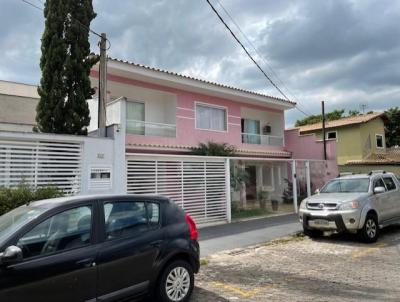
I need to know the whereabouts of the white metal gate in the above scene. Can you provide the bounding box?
[126,155,228,225]
[0,139,82,194]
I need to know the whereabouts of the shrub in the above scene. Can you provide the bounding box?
[0,184,63,216]
[191,142,236,156]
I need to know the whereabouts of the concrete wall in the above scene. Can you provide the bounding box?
[311,126,363,165]
[0,129,126,195]
[284,128,339,184]
[0,80,39,132]
[359,118,386,155]
[305,118,386,165]
[0,94,38,131]
[285,129,336,161]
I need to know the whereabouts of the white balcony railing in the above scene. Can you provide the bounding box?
[126,120,176,137]
[241,133,284,146]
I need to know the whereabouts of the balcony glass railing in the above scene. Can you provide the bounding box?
[126,120,176,137]
[241,133,284,146]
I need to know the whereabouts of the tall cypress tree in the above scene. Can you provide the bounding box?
[36,0,98,135]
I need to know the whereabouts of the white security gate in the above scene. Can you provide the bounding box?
[0,139,82,194]
[126,155,228,225]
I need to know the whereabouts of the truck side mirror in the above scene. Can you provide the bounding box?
[374,186,386,194]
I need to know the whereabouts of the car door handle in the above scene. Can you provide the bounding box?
[76,258,96,268]
[150,240,163,247]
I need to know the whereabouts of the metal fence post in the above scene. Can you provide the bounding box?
[292,160,298,213]
[306,161,311,197]
[225,158,232,223]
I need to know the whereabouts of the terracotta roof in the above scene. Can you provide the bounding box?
[346,150,400,165]
[107,57,296,107]
[126,142,291,158]
[297,112,386,133]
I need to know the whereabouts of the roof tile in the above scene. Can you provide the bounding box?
[297,112,385,133]
[108,57,296,107]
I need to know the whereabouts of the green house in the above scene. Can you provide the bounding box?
[296,113,393,172]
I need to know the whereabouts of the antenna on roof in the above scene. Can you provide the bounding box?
[360,104,368,114]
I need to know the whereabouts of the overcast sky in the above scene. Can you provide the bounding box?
[1,0,399,125]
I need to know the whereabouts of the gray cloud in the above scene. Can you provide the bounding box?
[1,0,399,126]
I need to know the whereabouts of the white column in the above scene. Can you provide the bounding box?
[292,160,298,213]
[306,161,311,197]
[225,158,232,223]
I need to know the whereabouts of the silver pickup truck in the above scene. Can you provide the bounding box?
[299,172,400,243]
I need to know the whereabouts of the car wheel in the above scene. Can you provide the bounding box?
[359,214,379,243]
[303,228,323,238]
[157,260,194,302]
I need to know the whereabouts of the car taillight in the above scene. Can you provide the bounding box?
[185,214,198,240]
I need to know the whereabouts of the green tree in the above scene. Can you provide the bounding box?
[348,110,360,116]
[36,0,98,135]
[295,109,345,127]
[385,107,400,147]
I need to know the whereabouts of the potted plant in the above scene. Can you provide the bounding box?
[271,199,279,211]
[257,190,269,210]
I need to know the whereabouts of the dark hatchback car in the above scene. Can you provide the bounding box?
[0,194,200,302]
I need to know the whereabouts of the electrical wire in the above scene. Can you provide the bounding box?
[206,0,310,116]
[215,0,309,114]
[205,0,291,101]
[21,0,111,49]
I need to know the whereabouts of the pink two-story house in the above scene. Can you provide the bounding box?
[88,58,327,224]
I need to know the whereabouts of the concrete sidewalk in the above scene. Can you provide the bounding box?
[199,213,301,256]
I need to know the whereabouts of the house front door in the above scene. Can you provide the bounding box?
[245,166,257,201]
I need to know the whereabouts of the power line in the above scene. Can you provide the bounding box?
[206,0,310,116]
[205,0,291,101]
[215,0,306,107]
[216,0,310,116]
[21,0,110,46]
[22,0,42,11]
[294,106,311,117]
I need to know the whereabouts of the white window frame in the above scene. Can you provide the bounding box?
[326,130,338,141]
[375,134,384,149]
[195,102,228,132]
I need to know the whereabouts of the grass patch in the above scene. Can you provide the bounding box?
[231,207,270,220]
[200,258,209,266]
[262,231,305,247]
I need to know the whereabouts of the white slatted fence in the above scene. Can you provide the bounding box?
[0,139,82,194]
[126,155,228,225]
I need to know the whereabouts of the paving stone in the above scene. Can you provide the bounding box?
[192,226,400,302]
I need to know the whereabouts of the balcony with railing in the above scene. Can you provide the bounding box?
[126,120,176,137]
[241,133,284,146]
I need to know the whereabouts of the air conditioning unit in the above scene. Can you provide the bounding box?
[262,125,271,135]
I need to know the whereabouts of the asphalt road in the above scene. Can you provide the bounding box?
[199,213,301,256]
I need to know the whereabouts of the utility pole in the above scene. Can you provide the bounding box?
[98,33,107,137]
[322,101,327,160]
[360,103,367,114]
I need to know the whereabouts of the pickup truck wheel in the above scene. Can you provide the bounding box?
[359,214,379,243]
[303,228,323,238]
[157,260,194,302]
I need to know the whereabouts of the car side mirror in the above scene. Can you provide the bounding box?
[374,186,386,194]
[315,188,320,194]
[0,246,23,266]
